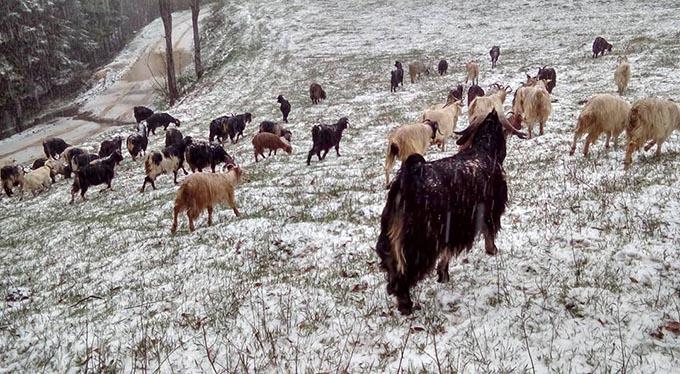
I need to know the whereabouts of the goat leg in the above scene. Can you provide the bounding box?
[173,171,179,184]
[207,206,213,226]
[321,149,330,160]
[335,144,341,157]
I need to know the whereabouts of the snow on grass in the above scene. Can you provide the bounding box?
[2,0,680,372]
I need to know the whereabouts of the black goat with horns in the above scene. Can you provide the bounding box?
[375,109,527,315]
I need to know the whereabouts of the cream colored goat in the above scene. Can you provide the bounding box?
[422,95,464,151]
[20,165,52,199]
[624,98,680,169]
[465,60,479,85]
[384,120,439,187]
[570,94,631,157]
[614,56,631,95]
[468,84,512,125]
[512,79,552,138]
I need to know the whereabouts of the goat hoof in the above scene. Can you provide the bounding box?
[486,245,498,256]
[437,273,450,283]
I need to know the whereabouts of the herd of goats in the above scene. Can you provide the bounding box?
[2,36,680,314]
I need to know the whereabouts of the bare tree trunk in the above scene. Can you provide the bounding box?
[190,0,203,79]
[159,0,179,106]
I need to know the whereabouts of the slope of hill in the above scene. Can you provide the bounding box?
[1,0,679,372]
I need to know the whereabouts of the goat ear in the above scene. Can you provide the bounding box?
[526,73,531,80]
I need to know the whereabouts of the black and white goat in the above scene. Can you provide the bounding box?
[306,117,349,165]
[140,136,193,191]
[375,109,526,315]
[70,151,124,203]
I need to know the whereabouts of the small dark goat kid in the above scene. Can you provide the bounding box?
[277,95,291,123]
[592,36,613,58]
[438,59,448,75]
[394,61,404,87]
[133,106,154,124]
[489,46,500,68]
[375,109,526,315]
[309,83,326,104]
[2,165,24,196]
[165,128,184,147]
[127,122,149,161]
[450,84,464,102]
[535,66,557,94]
[390,70,400,92]
[467,84,485,106]
[185,141,234,173]
[306,117,349,165]
[70,150,124,203]
[259,121,292,142]
[145,112,181,135]
[140,136,193,192]
[43,137,70,159]
[99,136,123,158]
[226,113,252,144]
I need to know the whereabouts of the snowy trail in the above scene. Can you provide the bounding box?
[0,10,201,164]
[1,0,680,372]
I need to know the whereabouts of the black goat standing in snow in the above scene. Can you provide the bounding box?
[375,109,526,315]
[145,112,181,135]
[70,151,124,204]
[306,117,349,165]
[277,95,291,123]
[185,141,234,173]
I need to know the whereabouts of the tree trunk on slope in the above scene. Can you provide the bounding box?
[190,0,204,79]
[159,0,179,106]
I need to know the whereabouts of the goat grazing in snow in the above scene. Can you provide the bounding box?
[570,94,631,157]
[384,119,439,187]
[210,113,252,144]
[512,76,552,138]
[70,151,124,203]
[465,60,479,85]
[624,98,680,169]
[171,165,243,234]
[127,122,149,161]
[185,141,234,173]
[394,61,404,87]
[422,94,464,151]
[309,83,327,104]
[534,66,557,94]
[145,112,181,135]
[614,56,631,95]
[19,165,53,199]
[43,137,70,159]
[99,136,123,158]
[306,117,349,165]
[592,36,613,58]
[259,121,292,142]
[376,109,526,315]
[252,132,292,162]
[165,128,184,147]
[140,136,193,192]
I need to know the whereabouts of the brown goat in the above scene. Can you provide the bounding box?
[309,83,326,104]
[171,166,243,233]
[252,133,293,162]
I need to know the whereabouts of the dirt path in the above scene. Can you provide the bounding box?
[0,11,199,164]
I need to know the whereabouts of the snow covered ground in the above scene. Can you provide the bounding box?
[1,0,679,372]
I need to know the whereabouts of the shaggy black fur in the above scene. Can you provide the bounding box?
[489,46,500,68]
[394,61,404,87]
[277,95,291,123]
[536,66,557,94]
[185,141,234,173]
[226,113,252,144]
[43,138,70,159]
[133,106,154,123]
[309,83,326,104]
[390,70,400,92]
[1,165,23,196]
[209,116,230,143]
[146,112,181,135]
[99,136,123,158]
[438,59,448,75]
[375,110,526,315]
[306,117,349,165]
[259,121,292,142]
[32,158,47,170]
[127,122,148,161]
[467,84,485,107]
[70,151,123,203]
[592,36,612,58]
[72,153,100,171]
[165,128,184,147]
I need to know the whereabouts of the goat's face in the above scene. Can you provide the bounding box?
[337,117,349,130]
[277,95,284,102]
[111,151,124,165]
[244,112,253,124]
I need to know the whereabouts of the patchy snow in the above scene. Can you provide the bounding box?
[1,0,680,372]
